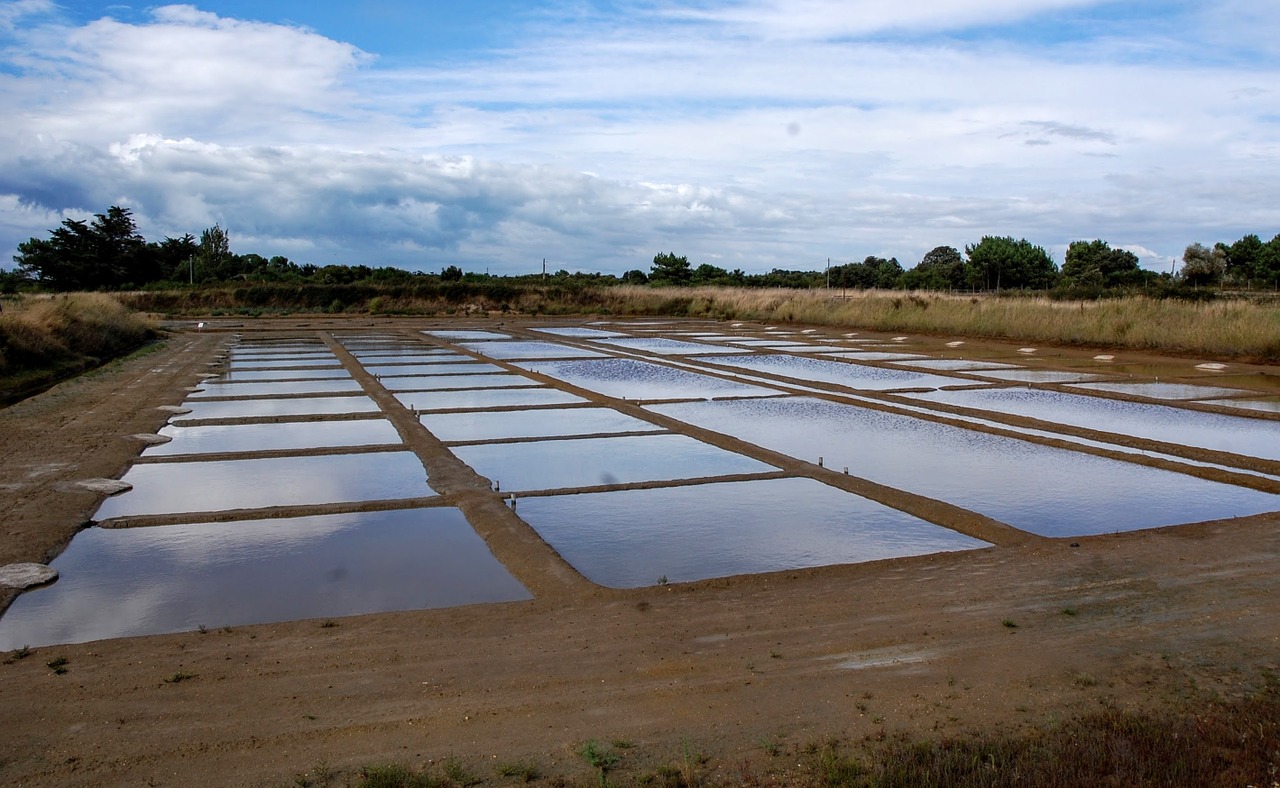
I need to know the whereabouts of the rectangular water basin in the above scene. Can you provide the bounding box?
[422,330,513,340]
[458,341,608,360]
[382,373,536,392]
[359,354,475,365]
[421,407,664,442]
[512,478,989,588]
[697,354,969,391]
[175,395,380,420]
[191,380,364,398]
[94,451,433,519]
[0,508,529,649]
[902,387,1280,463]
[966,369,1108,384]
[227,359,341,370]
[588,337,748,355]
[452,433,774,492]
[1065,381,1247,400]
[648,397,1280,537]
[210,368,352,382]
[395,388,587,412]
[531,327,628,338]
[891,359,1023,372]
[145,419,403,456]
[1198,397,1280,414]
[370,363,505,377]
[509,357,781,400]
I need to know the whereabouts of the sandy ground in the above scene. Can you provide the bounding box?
[1,318,1278,787]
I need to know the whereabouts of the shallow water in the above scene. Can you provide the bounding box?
[648,397,1280,536]
[513,478,988,587]
[422,330,513,340]
[452,433,774,491]
[396,387,587,411]
[696,354,968,391]
[94,451,433,519]
[902,387,1280,463]
[174,395,380,420]
[227,358,342,370]
[1198,397,1280,414]
[381,373,536,392]
[457,341,608,360]
[588,337,748,355]
[813,351,929,362]
[890,359,1022,371]
[963,369,1108,384]
[0,508,529,649]
[421,407,664,442]
[211,368,352,382]
[1066,381,1246,400]
[357,354,471,365]
[509,357,780,400]
[191,379,364,398]
[530,327,627,338]
[366,362,504,377]
[144,419,402,456]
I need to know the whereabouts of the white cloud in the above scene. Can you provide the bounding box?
[1,1,1279,274]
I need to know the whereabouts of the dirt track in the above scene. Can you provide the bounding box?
[1,319,1278,786]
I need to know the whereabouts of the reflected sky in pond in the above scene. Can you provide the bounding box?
[395,387,587,411]
[371,362,503,377]
[903,386,1280,462]
[510,357,779,400]
[964,369,1108,384]
[422,330,513,340]
[531,327,627,338]
[382,373,536,392]
[0,508,529,649]
[421,407,664,442]
[175,395,379,420]
[95,451,432,519]
[589,337,749,355]
[458,341,608,360]
[452,433,773,491]
[192,379,364,398]
[1198,397,1280,414]
[649,397,1280,537]
[1066,381,1246,400]
[145,419,402,456]
[359,354,474,365]
[891,359,1022,371]
[696,354,968,391]
[228,358,341,370]
[514,478,989,588]
[211,368,352,382]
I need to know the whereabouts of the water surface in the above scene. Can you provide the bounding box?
[0,508,528,649]
[421,407,663,442]
[513,478,988,587]
[175,395,379,420]
[396,388,587,411]
[697,354,967,391]
[458,341,608,360]
[145,419,402,456]
[510,357,779,400]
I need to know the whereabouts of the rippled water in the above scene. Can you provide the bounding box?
[421,407,664,442]
[510,357,780,400]
[696,354,969,391]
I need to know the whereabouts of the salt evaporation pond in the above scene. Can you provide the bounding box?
[458,341,608,360]
[211,368,352,382]
[421,406,664,442]
[587,337,749,355]
[382,373,536,392]
[144,419,402,456]
[696,354,970,391]
[397,387,587,412]
[191,379,364,397]
[0,508,529,649]
[175,395,380,420]
[371,362,505,377]
[423,330,513,340]
[963,369,1107,384]
[510,357,779,400]
[1066,381,1246,401]
[452,433,774,491]
[902,387,1280,463]
[513,478,989,588]
[530,327,627,338]
[94,451,433,519]
[648,397,1280,537]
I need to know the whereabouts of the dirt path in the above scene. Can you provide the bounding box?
[1,320,1277,786]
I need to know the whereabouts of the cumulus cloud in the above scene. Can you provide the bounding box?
[1,1,1279,273]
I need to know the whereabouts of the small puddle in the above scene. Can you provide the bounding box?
[451,433,773,492]
[94,451,433,519]
[512,478,988,588]
[0,508,529,649]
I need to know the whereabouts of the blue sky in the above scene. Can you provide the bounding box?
[1,1,1277,276]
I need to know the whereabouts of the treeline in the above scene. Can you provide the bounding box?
[5,206,1279,296]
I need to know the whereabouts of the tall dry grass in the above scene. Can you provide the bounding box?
[596,287,1280,360]
[0,293,157,381]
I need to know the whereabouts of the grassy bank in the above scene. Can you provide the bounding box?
[0,293,158,402]
[115,283,1280,361]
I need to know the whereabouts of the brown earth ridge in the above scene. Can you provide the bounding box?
[0,317,1278,786]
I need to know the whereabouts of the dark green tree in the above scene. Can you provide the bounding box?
[1180,242,1225,286]
[964,236,1058,290]
[901,246,966,291]
[621,269,649,285]
[441,265,463,281]
[14,206,149,290]
[649,252,693,286]
[833,256,903,289]
[1061,240,1141,288]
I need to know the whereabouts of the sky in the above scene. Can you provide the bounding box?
[0,1,1277,277]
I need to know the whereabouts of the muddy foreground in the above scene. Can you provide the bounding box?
[0,319,1277,786]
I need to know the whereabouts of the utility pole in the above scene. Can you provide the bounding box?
[826,258,830,289]
[542,258,546,281]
